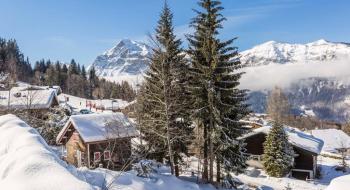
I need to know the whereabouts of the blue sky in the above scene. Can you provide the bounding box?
[0,0,349,65]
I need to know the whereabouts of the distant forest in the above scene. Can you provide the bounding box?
[0,38,136,101]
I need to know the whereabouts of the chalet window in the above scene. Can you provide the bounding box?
[94,152,101,162]
[104,150,111,160]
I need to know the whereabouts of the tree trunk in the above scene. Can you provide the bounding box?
[167,132,175,175]
[209,121,214,183]
[202,124,209,182]
[163,62,175,176]
[216,156,221,183]
[174,154,180,177]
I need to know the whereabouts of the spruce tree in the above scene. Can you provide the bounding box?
[68,59,78,75]
[54,61,62,86]
[188,0,250,182]
[262,122,294,177]
[140,2,192,176]
[81,65,87,80]
[88,66,98,98]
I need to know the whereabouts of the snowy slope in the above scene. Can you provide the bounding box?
[311,129,350,154]
[0,114,96,190]
[89,39,152,85]
[241,39,350,66]
[58,93,130,113]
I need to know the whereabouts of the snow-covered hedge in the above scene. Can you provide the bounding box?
[0,114,96,190]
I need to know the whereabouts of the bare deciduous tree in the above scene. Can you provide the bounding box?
[267,86,291,123]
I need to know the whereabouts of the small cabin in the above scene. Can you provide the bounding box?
[56,113,138,170]
[0,89,59,118]
[240,125,324,180]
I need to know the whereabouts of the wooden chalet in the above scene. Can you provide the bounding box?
[239,125,324,180]
[56,113,138,170]
[0,89,59,117]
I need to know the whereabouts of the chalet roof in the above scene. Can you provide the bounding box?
[11,85,62,95]
[239,125,324,155]
[56,113,138,144]
[0,89,58,110]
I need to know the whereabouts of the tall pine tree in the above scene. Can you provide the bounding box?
[140,2,192,176]
[188,0,250,182]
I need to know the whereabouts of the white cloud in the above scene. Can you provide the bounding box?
[240,61,350,91]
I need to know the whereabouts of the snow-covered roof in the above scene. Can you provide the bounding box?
[11,83,62,95]
[0,89,58,110]
[57,113,138,144]
[0,114,95,190]
[326,174,350,190]
[311,129,350,153]
[240,125,324,155]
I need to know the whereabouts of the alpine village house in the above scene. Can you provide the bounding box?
[239,122,324,180]
[56,113,138,170]
[0,86,60,118]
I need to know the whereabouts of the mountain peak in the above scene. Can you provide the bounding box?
[117,39,137,47]
[307,39,329,45]
[90,39,152,85]
[241,39,350,66]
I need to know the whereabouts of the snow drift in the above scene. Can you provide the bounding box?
[326,174,350,190]
[0,114,96,190]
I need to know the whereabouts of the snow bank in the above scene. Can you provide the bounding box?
[326,174,350,190]
[0,114,96,190]
[79,168,216,190]
[311,129,350,154]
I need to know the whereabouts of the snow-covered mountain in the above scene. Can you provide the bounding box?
[241,39,350,66]
[90,39,152,85]
[241,39,350,122]
[247,77,350,122]
[91,39,350,122]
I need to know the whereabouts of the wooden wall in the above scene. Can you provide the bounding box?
[87,138,132,170]
[244,133,266,155]
[65,127,87,167]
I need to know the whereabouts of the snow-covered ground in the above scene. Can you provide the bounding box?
[0,114,217,190]
[1,113,350,190]
[58,93,131,114]
[230,156,350,190]
[0,114,96,190]
[78,167,216,190]
[182,155,350,190]
[326,174,350,190]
